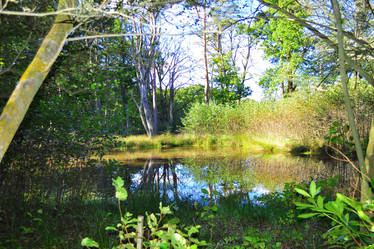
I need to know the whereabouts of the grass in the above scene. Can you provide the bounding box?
[115,133,298,155]
[117,133,196,150]
[0,187,326,249]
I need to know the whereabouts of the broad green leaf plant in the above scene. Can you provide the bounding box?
[295,181,374,248]
[82,177,206,249]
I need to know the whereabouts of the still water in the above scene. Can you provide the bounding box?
[2,148,357,204]
[100,148,357,202]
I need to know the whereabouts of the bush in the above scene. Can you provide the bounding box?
[182,85,374,147]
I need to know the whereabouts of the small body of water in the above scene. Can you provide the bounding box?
[1,148,358,204]
[100,148,357,202]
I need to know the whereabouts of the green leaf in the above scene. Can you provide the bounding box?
[333,121,340,127]
[113,177,124,188]
[105,226,117,231]
[160,243,169,249]
[159,203,172,215]
[357,210,372,224]
[168,218,180,224]
[298,213,319,218]
[115,188,128,201]
[81,237,99,248]
[295,188,311,198]
[201,189,209,195]
[294,202,314,209]
[187,226,200,237]
[310,181,316,197]
[329,127,338,134]
[343,124,350,133]
[317,196,324,209]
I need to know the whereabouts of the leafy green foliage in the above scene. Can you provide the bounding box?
[82,177,206,249]
[246,0,315,96]
[210,52,252,104]
[182,102,247,135]
[324,121,358,157]
[295,181,374,248]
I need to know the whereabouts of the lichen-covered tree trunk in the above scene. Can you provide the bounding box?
[332,0,370,202]
[365,120,374,200]
[0,0,77,163]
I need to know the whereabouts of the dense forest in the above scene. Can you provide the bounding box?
[1,0,374,248]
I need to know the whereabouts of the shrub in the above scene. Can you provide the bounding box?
[182,85,374,147]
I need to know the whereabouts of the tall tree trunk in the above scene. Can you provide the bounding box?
[131,92,149,136]
[139,83,154,137]
[0,0,77,163]
[152,67,158,135]
[365,120,374,196]
[120,83,129,135]
[125,104,130,131]
[203,0,210,104]
[169,79,175,131]
[332,0,370,202]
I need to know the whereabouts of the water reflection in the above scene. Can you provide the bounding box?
[112,151,359,202]
[0,149,359,207]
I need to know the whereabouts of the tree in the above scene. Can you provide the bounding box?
[249,0,314,96]
[0,0,78,163]
[155,39,191,131]
[208,1,253,103]
[123,0,164,137]
[257,0,374,201]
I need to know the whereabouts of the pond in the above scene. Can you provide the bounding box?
[1,147,358,206]
[99,148,357,203]
[0,147,359,248]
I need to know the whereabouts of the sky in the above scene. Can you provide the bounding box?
[160,2,271,102]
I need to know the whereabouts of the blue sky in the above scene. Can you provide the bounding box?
[160,1,270,101]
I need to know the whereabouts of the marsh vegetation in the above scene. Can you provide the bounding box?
[1,0,374,248]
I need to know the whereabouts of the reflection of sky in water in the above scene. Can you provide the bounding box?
[104,150,357,203]
[130,161,273,202]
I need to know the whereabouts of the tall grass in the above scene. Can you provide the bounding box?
[182,84,374,149]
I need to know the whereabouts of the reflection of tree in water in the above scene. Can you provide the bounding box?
[251,156,358,191]
[136,158,179,202]
[181,156,256,197]
[181,155,359,196]
[1,152,358,215]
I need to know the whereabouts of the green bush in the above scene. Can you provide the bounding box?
[182,85,374,147]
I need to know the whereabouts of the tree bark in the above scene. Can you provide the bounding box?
[152,66,158,135]
[365,120,374,200]
[203,0,210,104]
[331,0,369,201]
[169,78,175,131]
[0,0,76,163]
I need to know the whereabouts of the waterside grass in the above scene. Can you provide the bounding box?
[115,133,304,155]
